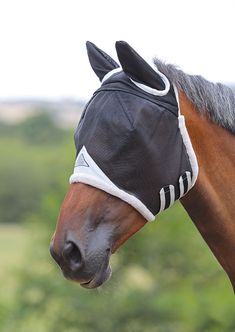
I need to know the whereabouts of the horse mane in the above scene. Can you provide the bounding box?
[154,59,235,134]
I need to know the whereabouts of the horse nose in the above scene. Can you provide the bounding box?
[62,241,84,271]
[50,239,85,274]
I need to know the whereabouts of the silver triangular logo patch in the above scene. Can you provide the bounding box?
[75,153,89,167]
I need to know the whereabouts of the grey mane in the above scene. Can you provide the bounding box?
[154,59,235,134]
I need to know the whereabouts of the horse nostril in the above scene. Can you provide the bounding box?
[62,241,83,270]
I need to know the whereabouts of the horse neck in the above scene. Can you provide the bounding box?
[179,91,235,290]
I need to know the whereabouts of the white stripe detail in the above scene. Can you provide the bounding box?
[159,185,175,212]
[101,67,122,83]
[179,175,185,198]
[159,188,166,213]
[173,85,199,189]
[169,185,175,208]
[185,171,192,192]
[70,146,155,222]
[179,172,191,198]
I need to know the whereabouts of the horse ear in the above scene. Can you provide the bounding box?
[86,41,119,81]
[115,41,165,90]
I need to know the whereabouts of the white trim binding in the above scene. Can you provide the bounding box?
[178,116,199,188]
[102,67,122,83]
[130,63,170,96]
[70,146,155,222]
[174,84,199,189]
[129,77,170,96]
[101,62,170,97]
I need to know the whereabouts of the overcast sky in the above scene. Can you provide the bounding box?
[0,0,234,100]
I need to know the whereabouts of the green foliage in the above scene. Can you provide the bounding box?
[0,114,234,331]
[15,112,68,145]
[0,112,67,144]
[0,114,73,223]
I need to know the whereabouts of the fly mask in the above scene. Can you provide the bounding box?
[70,41,198,221]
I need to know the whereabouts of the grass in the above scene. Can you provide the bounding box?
[0,223,30,304]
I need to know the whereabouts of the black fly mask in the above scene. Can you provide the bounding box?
[70,41,198,221]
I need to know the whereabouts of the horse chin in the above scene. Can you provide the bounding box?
[80,265,112,289]
[61,258,112,289]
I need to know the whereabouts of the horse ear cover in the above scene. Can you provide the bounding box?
[115,41,165,91]
[86,41,119,81]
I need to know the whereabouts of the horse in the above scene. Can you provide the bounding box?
[50,41,235,291]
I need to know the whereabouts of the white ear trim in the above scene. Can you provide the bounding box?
[101,67,122,83]
[129,64,170,96]
[101,61,170,96]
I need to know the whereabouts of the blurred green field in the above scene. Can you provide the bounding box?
[0,114,235,332]
[0,224,29,304]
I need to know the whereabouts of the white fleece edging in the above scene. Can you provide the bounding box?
[130,62,170,96]
[102,67,122,83]
[69,146,155,221]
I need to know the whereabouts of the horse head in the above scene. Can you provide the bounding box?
[50,41,198,288]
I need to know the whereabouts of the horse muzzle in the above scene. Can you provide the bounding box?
[50,239,112,289]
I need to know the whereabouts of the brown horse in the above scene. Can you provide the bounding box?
[50,41,235,291]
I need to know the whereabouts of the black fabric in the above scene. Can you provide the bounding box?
[86,41,119,81]
[74,70,193,216]
[116,41,166,91]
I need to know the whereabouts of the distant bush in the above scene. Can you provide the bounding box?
[0,112,68,145]
[0,114,74,223]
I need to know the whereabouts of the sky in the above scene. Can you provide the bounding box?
[0,0,234,100]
